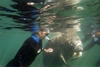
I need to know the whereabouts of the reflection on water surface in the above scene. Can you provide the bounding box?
[0,0,100,67]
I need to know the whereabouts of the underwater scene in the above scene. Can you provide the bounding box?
[0,0,100,67]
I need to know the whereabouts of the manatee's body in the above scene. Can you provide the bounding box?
[43,32,83,67]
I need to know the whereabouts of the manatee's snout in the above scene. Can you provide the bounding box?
[77,45,83,51]
[74,40,83,52]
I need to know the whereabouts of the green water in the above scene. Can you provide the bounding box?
[0,0,100,67]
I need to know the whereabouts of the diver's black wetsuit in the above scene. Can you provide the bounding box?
[6,35,42,67]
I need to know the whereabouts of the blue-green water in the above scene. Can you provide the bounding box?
[0,0,100,67]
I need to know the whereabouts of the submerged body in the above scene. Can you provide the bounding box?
[43,32,83,67]
[5,26,50,67]
[6,36,42,67]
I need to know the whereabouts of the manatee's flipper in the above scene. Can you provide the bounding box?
[60,54,67,65]
[60,54,71,67]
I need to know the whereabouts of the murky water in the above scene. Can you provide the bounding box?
[0,0,100,67]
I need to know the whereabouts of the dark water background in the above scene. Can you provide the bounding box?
[0,0,100,67]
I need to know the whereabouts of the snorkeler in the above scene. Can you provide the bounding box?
[5,25,52,67]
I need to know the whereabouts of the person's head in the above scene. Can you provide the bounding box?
[32,25,50,40]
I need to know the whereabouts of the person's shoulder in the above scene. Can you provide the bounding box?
[25,36,33,41]
[24,36,36,44]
